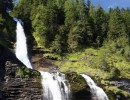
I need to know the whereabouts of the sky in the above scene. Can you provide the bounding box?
[85,0,130,10]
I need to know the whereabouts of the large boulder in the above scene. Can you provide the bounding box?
[65,72,91,100]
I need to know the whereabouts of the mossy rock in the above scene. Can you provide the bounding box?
[16,66,41,79]
[65,72,89,93]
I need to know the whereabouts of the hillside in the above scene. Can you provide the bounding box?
[0,0,130,100]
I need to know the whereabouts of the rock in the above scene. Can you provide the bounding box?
[65,72,91,100]
[0,47,92,100]
[113,79,130,93]
[0,61,42,100]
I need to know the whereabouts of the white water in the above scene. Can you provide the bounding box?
[7,2,71,100]
[81,74,109,100]
[14,17,71,100]
[14,18,33,69]
[40,71,71,100]
[13,14,108,100]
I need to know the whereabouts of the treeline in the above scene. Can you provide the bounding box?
[8,0,130,54]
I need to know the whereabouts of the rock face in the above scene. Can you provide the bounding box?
[0,61,42,100]
[65,72,91,100]
[0,61,92,100]
[113,79,130,93]
[0,47,42,100]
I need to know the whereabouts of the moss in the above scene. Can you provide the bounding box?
[16,66,41,78]
[105,86,130,99]
[43,53,62,60]
[65,72,89,93]
[51,48,130,99]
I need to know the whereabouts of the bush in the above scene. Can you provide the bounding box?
[110,67,120,78]
[16,66,40,78]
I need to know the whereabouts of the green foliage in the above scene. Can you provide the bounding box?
[16,66,40,78]
[6,0,130,54]
[16,66,25,78]
[105,86,130,99]
[53,48,130,99]
[110,67,120,78]
[9,0,129,54]
[0,14,4,25]
[32,0,63,50]
[51,25,68,53]
[108,7,127,39]
[67,25,82,51]
[1,1,130,99]
[0,11,16,48]
[64,0,78,27]
[43,53,62,60]
[65,0,94,51]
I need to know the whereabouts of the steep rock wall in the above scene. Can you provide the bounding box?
[0,61,42,100]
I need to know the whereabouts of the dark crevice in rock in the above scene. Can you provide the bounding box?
[73,89,92,100]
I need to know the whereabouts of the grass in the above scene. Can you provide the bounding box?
[49,47,130,98]
[53,47,130,79]
[43,53,62,60]
[105,86,130,97]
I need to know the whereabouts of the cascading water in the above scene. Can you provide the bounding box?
[7,8,109,100]
[7,1,71,100]
[14,18,33,69]
[40,71,71,100]
[81,74,109,100]
[14,18,71,99]
[13,16,71,100]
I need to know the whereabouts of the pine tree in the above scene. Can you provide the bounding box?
[121,8,130,43]
[108,7,126,39]
[95,7,108,46]
[107,7,128,53]
[65,0,93,51]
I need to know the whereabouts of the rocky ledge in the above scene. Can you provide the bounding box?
[0,61,92,100]
[0,61,42,100]
[0,47,92,100]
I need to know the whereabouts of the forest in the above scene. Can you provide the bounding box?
[0,0,130,54]
[0,0,130,99]
[10,0,130,54]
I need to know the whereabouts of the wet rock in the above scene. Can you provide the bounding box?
[0,61,42,100]
[112,79,130,93]
[65,72,91,100]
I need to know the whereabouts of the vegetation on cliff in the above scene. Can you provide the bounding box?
[65,72,89,93]
[0,0,16,48]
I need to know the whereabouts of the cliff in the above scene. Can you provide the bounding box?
[0,47,42,100]
[0,61,42,100]
[0,47,91,100]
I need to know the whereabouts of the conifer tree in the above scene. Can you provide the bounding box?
[108,7,126,39]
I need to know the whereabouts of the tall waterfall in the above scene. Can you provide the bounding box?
[14,18,71,100]
[81,74,109,100]
[14,18,33,69]
[40,71,71,100]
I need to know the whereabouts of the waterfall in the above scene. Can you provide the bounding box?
[40,71,71,100]
[81,74,109,100]
[13,17,71,100]
[7,1,71,100]
[14,18,33,69]
[12,14,108,100]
